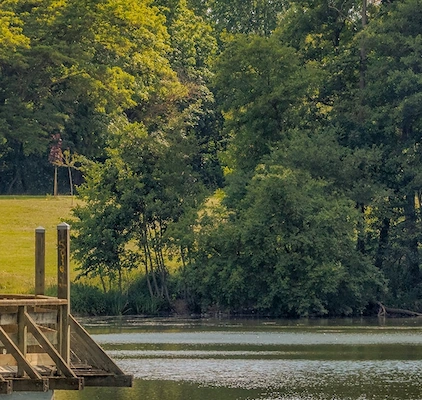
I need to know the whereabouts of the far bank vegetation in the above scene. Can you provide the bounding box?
[1,0,422,317]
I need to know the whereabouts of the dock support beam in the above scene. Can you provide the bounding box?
[57,223,70,364]
[17,306,27,378]
[35,227,46,296]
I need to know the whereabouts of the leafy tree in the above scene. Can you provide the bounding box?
[146,0,224,188]
[276,0,369,60]
[69,0,222,312]
[0,0,178,193]
[187,0,285,35]
[354,0,422,304]
[188,161,381,316]
[214,33,317,173]
[72,118,205,305]
[180,0,391,316]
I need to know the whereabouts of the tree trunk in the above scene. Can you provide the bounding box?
[356,203,366,253]
[357,0,368,124]
[145,231,160,297]
[68,166,74,196]
[99,272,107,294]
[143,256,154,299]
[375,217,390,269]
[404,192,419,286]
[54,166,58,196]
[6,171,18,194]
[360,0,367,91]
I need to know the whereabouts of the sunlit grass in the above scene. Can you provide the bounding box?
[0,196,77,293]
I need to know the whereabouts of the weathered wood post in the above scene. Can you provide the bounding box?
[17,306,27,378]
[35,227,46,296]
[57,223,70,364]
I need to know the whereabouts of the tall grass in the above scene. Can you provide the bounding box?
[0,195,181,315]
[0,196,76,293]
[71,277,172,316]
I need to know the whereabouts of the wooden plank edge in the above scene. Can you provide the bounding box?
[0,379,12,395]
[0,311,57,325]
[83,374,133,388]
[48,377,84,391]
[0,299,68,307]
[3,377,83,393]
[11,378,49,392]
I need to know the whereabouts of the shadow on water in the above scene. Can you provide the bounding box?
[55,317,422,400]
[56,380,263,400]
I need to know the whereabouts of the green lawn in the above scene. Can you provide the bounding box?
[0,196,77,293]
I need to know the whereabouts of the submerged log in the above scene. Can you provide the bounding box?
[377,302,422,317]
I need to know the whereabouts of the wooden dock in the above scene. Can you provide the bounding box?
[0,224,132,395]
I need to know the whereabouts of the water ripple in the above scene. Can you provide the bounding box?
[116,358,422,391]
[108,350,290,358]
[94,331,422,346]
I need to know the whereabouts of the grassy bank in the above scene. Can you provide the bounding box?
[0,196,76,293]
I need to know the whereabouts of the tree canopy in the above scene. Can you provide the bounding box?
[2,0,422,316]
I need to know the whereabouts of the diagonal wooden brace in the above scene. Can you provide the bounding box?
[0,326,41,380]
[70,315,125,375]
[25,312,77,379]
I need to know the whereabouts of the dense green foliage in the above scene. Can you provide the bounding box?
[2,0,422,316]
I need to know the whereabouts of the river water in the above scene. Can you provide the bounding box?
[55,317,422,400]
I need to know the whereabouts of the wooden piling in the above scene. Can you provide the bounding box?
[17,306,27,378]
[35,227,45,296]
[57,223,70,303]
[57,223,70,364]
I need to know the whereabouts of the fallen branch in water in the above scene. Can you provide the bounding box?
[377,302,422,317]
